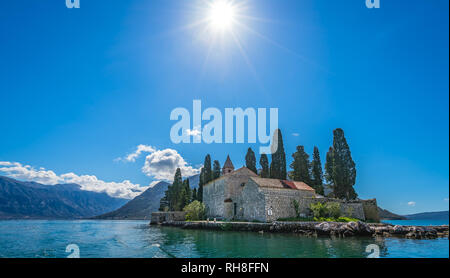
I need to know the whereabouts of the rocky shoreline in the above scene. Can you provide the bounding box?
[153,221,449,239]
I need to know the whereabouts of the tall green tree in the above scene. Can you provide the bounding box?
[259,154,269,178]
[289,146,311,184]
[197,167,205,202]
[325,147,334,185]
[269,129,287,180]
[213,160,221,180]
[171,168,184,211]
[160,168,184,211]
[245,148,257,174]
[192,187,197,202]
[310,146,325,195]
[203,154,212,184]
[328,128,357,200]
[181,179,191,209]
[159,194,169,212]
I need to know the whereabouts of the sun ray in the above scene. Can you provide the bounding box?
[229,29,266,92]
[234,21,331,73]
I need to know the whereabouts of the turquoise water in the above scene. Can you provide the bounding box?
[382,219,449,226]
[0,220,448,258]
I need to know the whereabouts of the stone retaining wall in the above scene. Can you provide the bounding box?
[151,212,186,224]
[156,220,449,239]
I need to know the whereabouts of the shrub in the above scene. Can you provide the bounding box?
[183,201,206,221]
[326,202,341,219]
[336,216,360,222]
[278,217,314,222]
[309,202,328,218]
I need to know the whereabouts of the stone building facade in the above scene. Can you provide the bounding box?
[203,157,379,222]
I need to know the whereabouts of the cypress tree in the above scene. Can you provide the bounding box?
[289,146,311,184]
[310,146,325,195]
[213,160,221,180]
[192,188,197,202]
[330,128,357,200]
[171,168,183,211]
[259,154,269,178]
[325,147,334,185]
[159,194,169,212]
[245,148,257,174]
[197,167,205,202]
[269,129,287,180]
[181,179,191,208]
[203,155,212,184]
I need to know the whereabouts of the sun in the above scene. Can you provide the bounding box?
[207,0,237,31]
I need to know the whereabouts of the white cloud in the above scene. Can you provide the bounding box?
[444,198,449,202]
[0,161,146,199]
[407,201,416,207]
[186,126,202,140]
[115,144,156,162]
[142,148,201,181]
[292,133,300,137]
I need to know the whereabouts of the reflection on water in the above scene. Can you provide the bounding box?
[155,226,390,258]
[0,220,447,258]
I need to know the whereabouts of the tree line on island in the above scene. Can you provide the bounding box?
[159,128,357,215]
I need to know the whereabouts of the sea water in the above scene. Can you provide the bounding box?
[0,220,447,258]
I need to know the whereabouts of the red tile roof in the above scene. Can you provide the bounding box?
[249,177,316,192]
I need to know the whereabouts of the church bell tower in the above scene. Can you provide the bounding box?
[222,155,235,175]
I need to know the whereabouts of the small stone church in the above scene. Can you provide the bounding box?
[203,156,379,222]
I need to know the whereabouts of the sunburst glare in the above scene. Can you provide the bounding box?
[207,0,237,31]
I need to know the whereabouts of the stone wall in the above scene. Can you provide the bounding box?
[240,180,266,222]
[203,178,226,219]
[361,199,380,222]
[150,212,186,224]
[203,168,258,220]
[203,169,378,223]
[262,187,316,222]
[297,197,366,220]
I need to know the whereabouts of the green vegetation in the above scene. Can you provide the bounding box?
[310,146,325,195]
[259,154,269,178]
[213,160,221,180]
[289,145,311,184]
[245,148,257,174]
[197,168,204,202]
[184,201,206,221]
[278,217,314,222]
[159,168,191,211]
[313,216,360,223]
[277,216,360,223]
[309,202,342,219]
[325,128,357,200]
[191,188,197,202]
[270,129,287,180]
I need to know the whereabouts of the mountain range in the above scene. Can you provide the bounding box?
[93,181,170,220]
[404,211,448,220]
[0,176,127,219]
[1,174,446,221]
[94,174,200,220]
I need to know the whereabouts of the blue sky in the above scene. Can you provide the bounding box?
[0,0,448,214]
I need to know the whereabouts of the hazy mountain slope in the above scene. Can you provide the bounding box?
[405,211,449,220]
[378,207,407,220]
[186,174,200,189]
[93,181,170,220]
[0,176,128,219]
